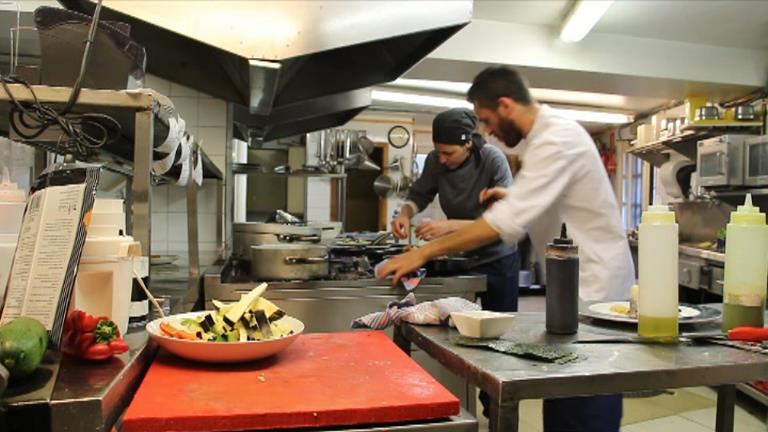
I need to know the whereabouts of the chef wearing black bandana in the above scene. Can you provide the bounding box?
[391,107,520,312]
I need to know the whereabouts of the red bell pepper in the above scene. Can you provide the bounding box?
[63,310,130,361]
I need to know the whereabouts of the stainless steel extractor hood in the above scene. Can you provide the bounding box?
[57,1,472,140]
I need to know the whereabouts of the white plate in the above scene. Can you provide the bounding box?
[589,301,701,319]
[150,254,178,266]
[146,311,304,363]
[581,301,721,325]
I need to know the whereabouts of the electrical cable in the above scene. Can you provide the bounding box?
[0,0,121,159]
[61,0,104,115]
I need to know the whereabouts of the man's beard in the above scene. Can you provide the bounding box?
[497,118,524,148]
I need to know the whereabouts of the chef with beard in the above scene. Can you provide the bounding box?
[377,66,634,432]
[391,108,519,313]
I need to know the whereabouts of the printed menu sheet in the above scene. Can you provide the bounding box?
[0,166,98,346]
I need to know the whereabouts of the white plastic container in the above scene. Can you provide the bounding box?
[92,198,125,215]
[73,257,134,335]
[74,198,139,334]
[721,194,768,331]
[0,166,25,235]
[0,242,15,302]
[450,310,516,339]
[0,167,26,301]
[89,213,126,235]
[638,205,679,340]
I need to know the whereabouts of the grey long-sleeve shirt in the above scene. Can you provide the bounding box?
[406,144,516,265]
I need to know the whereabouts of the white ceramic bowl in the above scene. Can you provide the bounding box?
[450,310,516,339]
[146,311,304,363]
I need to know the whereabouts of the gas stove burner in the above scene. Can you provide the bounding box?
[330,255,374,280]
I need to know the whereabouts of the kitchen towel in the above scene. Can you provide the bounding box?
[351,293,480,330]
[374,259,426,291]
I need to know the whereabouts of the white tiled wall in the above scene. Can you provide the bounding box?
[306,178,332,221]
[0,138,35,193]
[145,73,228,265]
[303,132,332,222]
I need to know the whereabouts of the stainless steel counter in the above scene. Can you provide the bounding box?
[1,331,157,432]
[395,311,768,432]
[319,409,477,431]
[679,244,725,263]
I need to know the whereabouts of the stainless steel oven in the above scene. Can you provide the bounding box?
[696,135,752,187]
[745,135,768,186]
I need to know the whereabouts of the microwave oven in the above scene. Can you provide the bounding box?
[696,135,752,187]
[745,135,768,186]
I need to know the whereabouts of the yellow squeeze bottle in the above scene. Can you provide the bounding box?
[721,194,768,331]
[637,205,679,341]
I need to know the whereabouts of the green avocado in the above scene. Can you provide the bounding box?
[0,317,49,380]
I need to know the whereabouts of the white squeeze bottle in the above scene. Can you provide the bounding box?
[0,166,26,301]
[721,194,768,331]
[638,205,679,341]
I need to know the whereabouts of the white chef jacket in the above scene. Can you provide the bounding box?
[483,105,635,302]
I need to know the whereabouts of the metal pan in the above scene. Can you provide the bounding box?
[424,256,475,276]
[250,244,329,280]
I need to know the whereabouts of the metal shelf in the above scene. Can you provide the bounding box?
[0,84,221,287]
[627,123,764,167]
[708,188,768,198]
[737,383,768,407]
[232,163,346,178]
[681,121,763,130]
[0,85,223,182]
[626,143,671,167]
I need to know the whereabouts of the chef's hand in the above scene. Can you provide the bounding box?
[376,248,428,287]
[391,214,410,239]
[415,220,456,241]
[479,187,507,208]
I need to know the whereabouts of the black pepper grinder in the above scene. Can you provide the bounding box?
[546,223,580,334]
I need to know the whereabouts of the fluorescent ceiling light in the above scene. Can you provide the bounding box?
[390,78,471,94]
[371,90,472,110]
[554,107,632,124]
[560,0,613,43]
[371,89,632,124]
[391,79,629,108]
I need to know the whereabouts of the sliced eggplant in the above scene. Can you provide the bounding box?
[223,283,267,327]
[200,313,215,332]
[254,298,286,322]
[252,309,272,338]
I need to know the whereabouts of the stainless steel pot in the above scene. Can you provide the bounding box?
[373,174,394,198]
[695,105,720,121]
[233,222,323,259]
[734,104,756,121]
[250,244,329,280]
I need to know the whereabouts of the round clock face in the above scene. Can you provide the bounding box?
[388,125,410,149]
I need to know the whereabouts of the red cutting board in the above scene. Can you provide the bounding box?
[123,331,459,432]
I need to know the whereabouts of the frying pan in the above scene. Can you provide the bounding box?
[424,256,476,275]
[330,244,408,265]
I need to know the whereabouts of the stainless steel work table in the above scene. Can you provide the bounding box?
[1,330,157,432]
[394,312,768,432]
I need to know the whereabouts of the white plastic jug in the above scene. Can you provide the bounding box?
[73,257,134,335]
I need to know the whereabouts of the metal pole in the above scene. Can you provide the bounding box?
[224,102,235,258]
[488,398,519,432]
[337,175,347,230]
[715,384,736,432]
[216,178,224,262]
[186,180,200,296]
[131,109,153,263]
